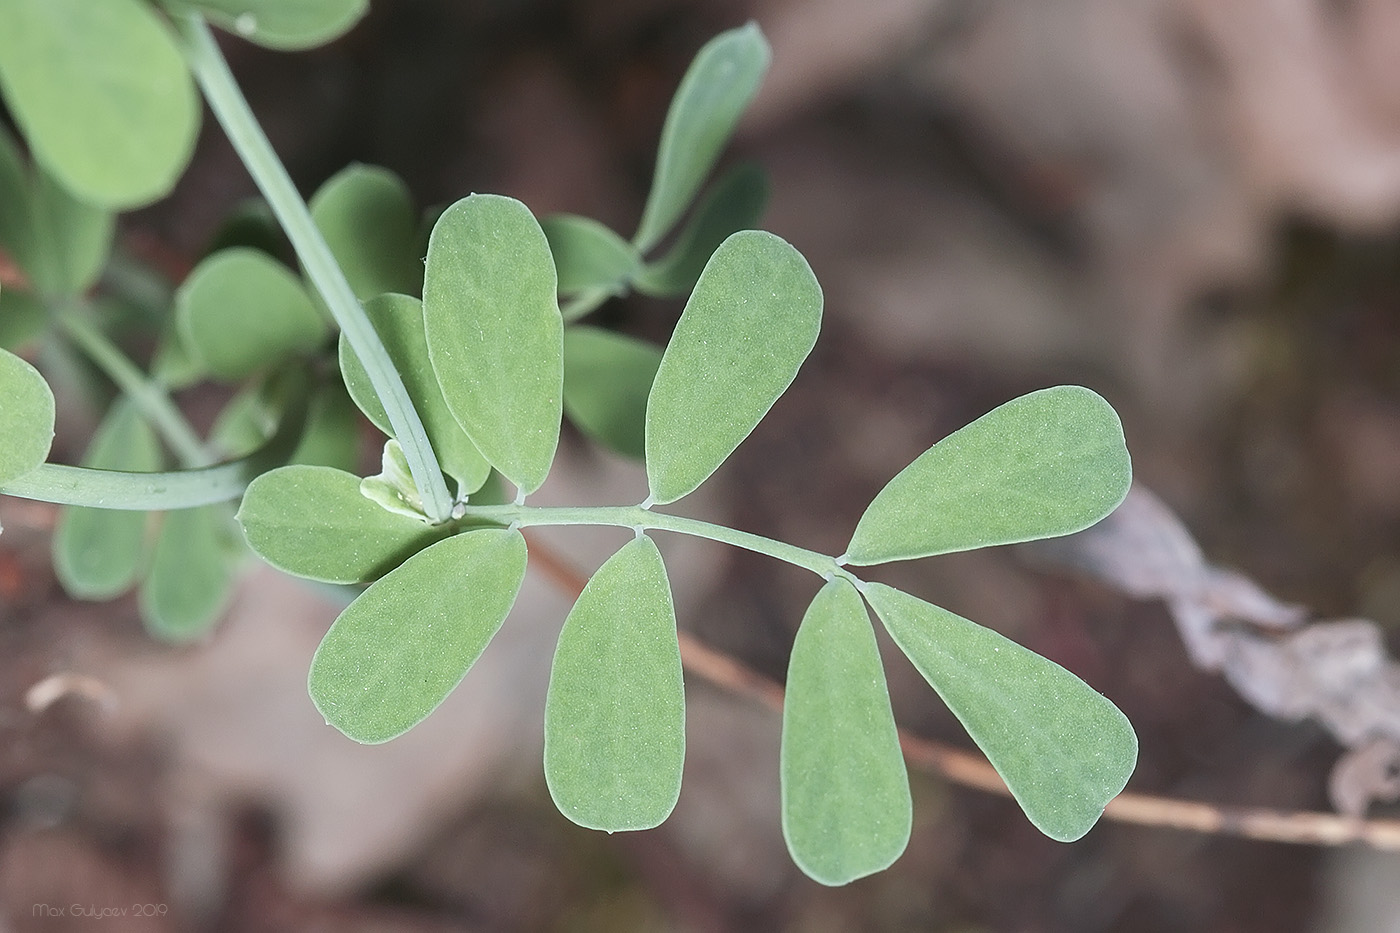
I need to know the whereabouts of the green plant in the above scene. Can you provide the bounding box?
[0,2,1137,886]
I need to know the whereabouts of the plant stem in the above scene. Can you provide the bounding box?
[173,14,453,523]
[57,310,211,468]
[460,503,848,580]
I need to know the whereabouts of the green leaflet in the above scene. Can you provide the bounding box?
[633,162,768,298]
[544,535,684,831]
[340,294,491,495]
[541,214,640,296]
[237,464,447,584]
[633,24,771,253]
[310,164,424,300]
[288,381,361,474]
[0,0,199,209]
[781,578,911,885]
[846,386,1132,565]
[177,248,329,381]
[53,400,162,600]
[562,327,662,460]
[0,287,47,353]
[0,124,29,264]
[645,230,822,504]
[0,346,55,484]
[309,528,528,744]
[423,195,562,495]
[140,505,241,643]
[162,0,368,51]
[863,583,1137,842]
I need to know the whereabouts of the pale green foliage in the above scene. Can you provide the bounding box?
[0,344,54,485]
[309,529,528,743]
[54,400,162,599]
[0,0,198,208]
[782,579,911,885]
[562,327,663,460]
[545,535,685,831]
[162,0,368,50]
[424,195,563,495]
[646,230,822,504]
[541,214,641,297]
[310,164,424,300]
[140,505,241,642]
[177,248,328,380]
[847,386,1132,564]
[864,583,1138,841]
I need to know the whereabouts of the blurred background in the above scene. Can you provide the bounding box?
[8,0,1400,929]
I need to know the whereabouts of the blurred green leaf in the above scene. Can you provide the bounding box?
[163,0,368,51]
[562,327,661,460]
[846,386,1131,565]
[541,214,640,296]
[27,169,114,298]
[341,293,490,495]
[864,583,1137,842]
[424,195,562,495]
[289,380,361,473]
[310,164,423,300]
[633,23,770,253]
[545,535,684,831]
[0,0,198,209]
[140,505,240,642]
[177,248,328,381]
[238,464,446,584]
[782,578,910,885]
[0,287,48,353]
[53,400,162,599]
[309,528,527,743]
[645,230,821,504]
[0,124,30,263]
[0,345,54,484]
[634,162,768,298]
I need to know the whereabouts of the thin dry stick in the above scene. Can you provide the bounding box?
[524,531,1400,851]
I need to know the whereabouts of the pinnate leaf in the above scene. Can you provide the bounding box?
[634,162,768,298]
[541,214,640,296]
[846,386,1131,565]
[633,23,770,252]
[165,0,368,50]
[237,464,446,584]
[309,528,528,744]
[562,327,662,460]
[0,0,198,208]
[645,230,821,504]
[424,195,562,495]
[0,346,55,484]
[545,535,684,831]
[54,400,162,599]
[863,583,1137,841]
[177,248,328,381]
[310,164,423,299]
[140,506,241,643]
[782,578,911,885]
[340,294,491,494]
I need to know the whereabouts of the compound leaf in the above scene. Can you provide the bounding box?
[864,583,1137,842]
[140,505,240,643]
[0,0,198,208]
[177,248,328,381]
[541,214,640,297]
[341,294,491,495]
[424,195,562,495]
[309,528,528,744]
[165,0,368,51]
[53,399,162,599]
[562,327,662,460]
[634,162,768,298]
[633,23,770,253]
[846,386,1131,565]
[237,464,446,584]
[645,230,821,504]
[782,578,910,885]
[310,164,423,300]
[0,346,55,484]
[545,535,684,831]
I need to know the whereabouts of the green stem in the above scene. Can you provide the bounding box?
[460,503,848,580]
[559,288,612,323]
[173,14,453,523]
[57,310,211,468]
